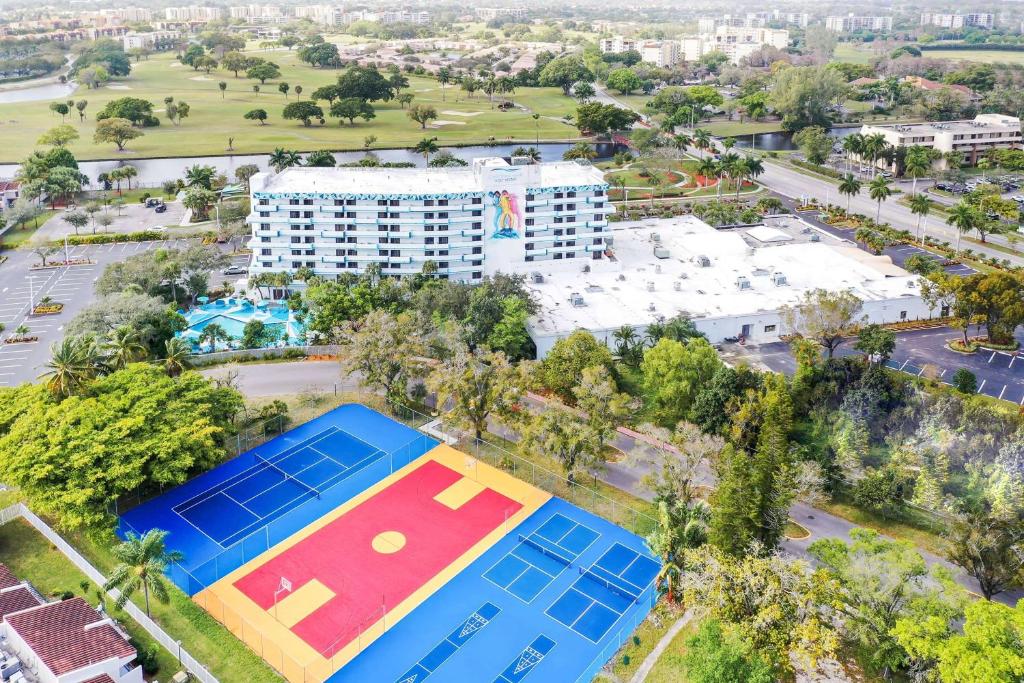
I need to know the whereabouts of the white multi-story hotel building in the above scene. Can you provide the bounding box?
[920,12,995,30]
[681,27,790,65]
[246,158,611,283]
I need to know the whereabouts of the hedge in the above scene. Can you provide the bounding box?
[61,231,164,246]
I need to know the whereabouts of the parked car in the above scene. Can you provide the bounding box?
[145,197,165,208]
[154,203,167,213]
[222,265,248,275]
[151,225,168,233]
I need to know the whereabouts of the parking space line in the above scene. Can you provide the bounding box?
[999,385,1008,400]
[978,379,987,393]
[989,352,997,364]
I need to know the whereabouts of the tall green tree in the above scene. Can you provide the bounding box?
[104,529,184,616]
[641,337,722,426]
[342,310,425,402]
[538,330,614,402]
[427,347,525,440]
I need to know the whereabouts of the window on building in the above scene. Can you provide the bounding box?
[567,191,576,198]
[764,324,776,333]
[526,194,535,201]
[472,271,482,279]
[438,199,448,206]
[472,247,482,254]
[900,310,907,320]
[303,199,313,206]
[525,255,535,262]
[378,199,388,206]
[261,248,271,255]
[290,199,299,205]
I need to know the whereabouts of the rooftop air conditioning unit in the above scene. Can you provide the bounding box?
[647,303,656,311]
[673,281,682,291]
[651,233,661,243]
[583,264,591,273]
[696,255,711,267]
[655,264,662,274]
[617,274,626,281]
[736,276,751,290]
[653,247,671,259]
[809,233,821,242]
[772,271,788,286]
[604,236,614,247]
[646,281,655,292]
[569,292,585,307]
[531,271,544,283]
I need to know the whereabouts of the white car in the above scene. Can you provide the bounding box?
[151,225,168,233]
[1013,196,1024,203]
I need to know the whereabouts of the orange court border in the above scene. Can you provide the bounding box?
[194,443,551,683]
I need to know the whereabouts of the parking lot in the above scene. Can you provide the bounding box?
[34,200,188,242]
[0,239,248,387]
[725,326,1024,405]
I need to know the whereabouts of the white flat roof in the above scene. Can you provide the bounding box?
[252,158,606,195]
[521,215,922,337]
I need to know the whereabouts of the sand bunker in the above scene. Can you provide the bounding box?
[442,110,483,117]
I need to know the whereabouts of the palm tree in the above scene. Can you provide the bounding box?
[163,338,192,377]
[693,128,712,159]
[909,193,932,244]
[646,499,710,605]
[868,175,893,222]
[672,133,692,158]
[268,148,301,173]
[838,173,862,215]
[696,157,717,187]
[104,529,183,617]
[610,175,628,205]
[863,132,889,177]
[413,137,439,162]
[198,322,228,352]
[612,325,639,364]
[437,67,451,102]
[737,156,763,199]
[903,146,932,196]
[946,201,979,255]
[184,164,216,190]
[717,152,740,199]
[38,336,103,398]
[105,326,146,369]
[842,133,864,174]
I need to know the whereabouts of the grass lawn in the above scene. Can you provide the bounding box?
[0,517,181,681]
[613,92,654,113]
[608,603,689,680]
[646,619,699,683]
[922,49,1024,65]
[817,496,948,557]
[833,43,878,65]
[0,50,581,162]
[0,210,58,248]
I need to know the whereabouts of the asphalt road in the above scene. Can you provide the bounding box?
[0,239,247,387]
[215,360,1023,605]
[759,160,1024,267]
[725,326,1024,405]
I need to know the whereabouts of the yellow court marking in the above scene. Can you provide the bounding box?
[433,476,487,510]
[372,530,407,554]
[196,442,551,683]
[274,579,335,629]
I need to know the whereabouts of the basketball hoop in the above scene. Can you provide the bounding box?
[273,576,292,619]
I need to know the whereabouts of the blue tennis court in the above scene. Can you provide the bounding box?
[172,426,382,547]
[546,543,660,642]
[483,513,599,603]
[119,404,437,595]
[329,498,660,683]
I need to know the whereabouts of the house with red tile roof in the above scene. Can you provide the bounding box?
[0,564,44,622]
[0,563,140,683]
[0,179,19,209]
[903,75,980,101]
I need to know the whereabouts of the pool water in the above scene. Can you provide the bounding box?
[178,298,306,352]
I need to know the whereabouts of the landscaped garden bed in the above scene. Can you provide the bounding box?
[31,301,63,315]
[30,257,94,270]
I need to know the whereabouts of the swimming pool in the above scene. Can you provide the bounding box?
[178,298,306,351]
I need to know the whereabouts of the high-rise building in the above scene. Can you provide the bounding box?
[920,12,995,30]
[246,158,610,283]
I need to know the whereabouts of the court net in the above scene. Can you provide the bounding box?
[254,452,321,500]
[579,567,641,603]
[518,534,574,568]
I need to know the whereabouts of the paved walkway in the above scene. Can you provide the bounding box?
[628,611,693,683]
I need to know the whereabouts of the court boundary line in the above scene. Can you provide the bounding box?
[494,633,557,683]
[214,444,388,549]
[173,492,243,548]
[481,513,601,605]
[172,426,340,515]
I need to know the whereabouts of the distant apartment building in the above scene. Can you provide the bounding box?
[341,9,430,25]
[682,26,789,65]
[229,5,284,20]
[123,29,179,50]
[475,7,530,21]
[699,11,808,32]
[825,15,893,32]
[920,12,995,30]
[164,6,224,22]
[598,36,637,54]
[246,158,610,283]
[294,4,343,26]
[640,40,681,67]
[858,114,1022,170]
[88,7,152,24]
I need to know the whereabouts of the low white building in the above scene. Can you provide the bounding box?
[521,215,931,357]
[599,36,637,54]
[122,30,179,51]
[858,114,1022,170]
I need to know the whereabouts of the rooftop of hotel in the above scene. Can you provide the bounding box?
[520,215,923,337]
[250,158,607,196]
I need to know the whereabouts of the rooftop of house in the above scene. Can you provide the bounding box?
[0,563,43,621]
[521,215,922,337]
[4,597,135,676]
[862,113,1022,137]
